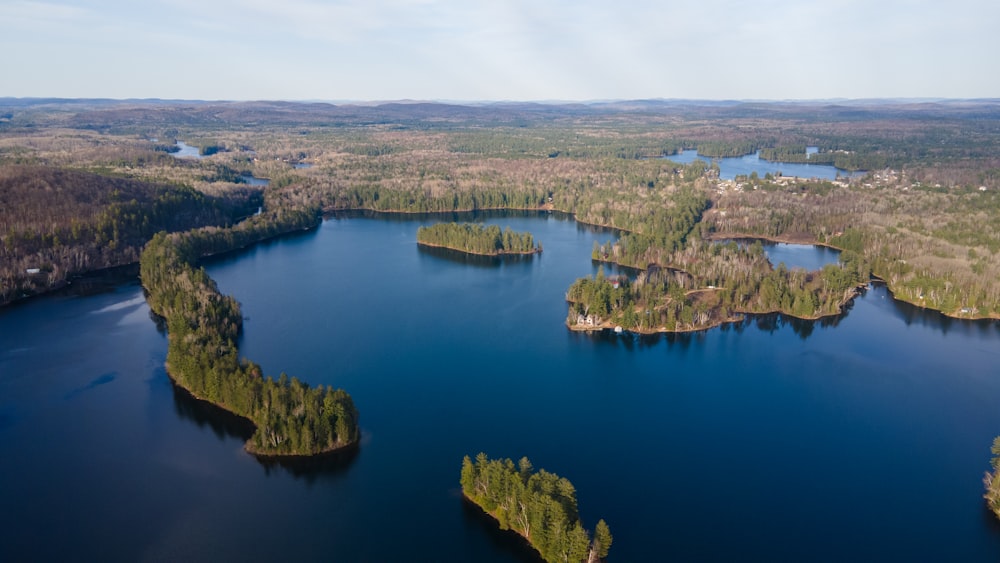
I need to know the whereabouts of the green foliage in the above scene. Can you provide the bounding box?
[140,207,360,456]
[759,145,887,171]
[985,437,1000,519]
[696,140,760,158]
[461,453,611,563]
[199,144,224,156]
[571,238,867,332]
[416,223,540,255]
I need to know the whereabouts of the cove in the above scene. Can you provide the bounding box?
[170,140,203,159]
[2,211,1000,561]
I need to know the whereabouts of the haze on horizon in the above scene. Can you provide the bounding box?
[1,0,997,102]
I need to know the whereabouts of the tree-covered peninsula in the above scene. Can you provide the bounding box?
[461,453,612,563]
[140,207,360,456]
[416,222,540,255]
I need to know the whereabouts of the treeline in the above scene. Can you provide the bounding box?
[708,180,1000,317]
[985,437,1000,519]
[572,242,868,332]
[696,140,760,158]
[447,129,685,159]
[416,223,540,255]
[759,146,885,171]
[586,186,711,268]
[139,206,360,456]
[0,165,258,305]
[461,453,612,563]
[307,182,549,214]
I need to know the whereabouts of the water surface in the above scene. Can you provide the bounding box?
[2,212,999,561]
[170,140,203,159]
[666,149,862,181]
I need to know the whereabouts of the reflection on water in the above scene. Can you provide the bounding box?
[417,244,536,268]
[171,383,254,443]
[170,381,359,482]
[461,498,545,563]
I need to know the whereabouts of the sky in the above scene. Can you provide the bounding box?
[1,0,998,102]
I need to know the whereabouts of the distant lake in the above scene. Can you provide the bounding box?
[2,212,1000,561]
[666,148,862,181]
[765,241,841,271]
[725,239,842,271]
[171,140,203,159]
[241,174,269,187]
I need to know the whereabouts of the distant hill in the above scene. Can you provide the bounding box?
[0,165,251,305]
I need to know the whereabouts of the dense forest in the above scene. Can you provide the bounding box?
[0,165,258,304]
[416,222,540,255]
[461,453,612,563]
[568,243,866,333]
[758,145,888,171]
[139,206,360,456]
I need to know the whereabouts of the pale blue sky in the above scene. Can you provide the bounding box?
[1,0,997,101]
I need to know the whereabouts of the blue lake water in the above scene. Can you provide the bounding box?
[171,140,203,159]
[765,241,841,271]
[666,149,862,181]
[2,212,1000,561]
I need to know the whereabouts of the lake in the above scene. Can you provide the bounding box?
[170,140,203,159]
[723,239,842,271]
[241,174,270,187]
[666,149,862,181]
[2,212,1000,561]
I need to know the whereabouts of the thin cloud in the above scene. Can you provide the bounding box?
[1,0,998,100]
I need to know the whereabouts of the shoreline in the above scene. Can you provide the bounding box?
[163,359,359,459]
[702,230,841,250]
[7,209,996,325]
[415,240,541,257]
[567,283,865,335]
[461,493,540,558]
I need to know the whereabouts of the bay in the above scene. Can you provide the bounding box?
[2,212,1000,561]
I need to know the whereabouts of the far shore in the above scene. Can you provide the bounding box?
[8,207,996,325]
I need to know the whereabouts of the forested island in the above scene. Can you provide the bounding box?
[568,241,867,333]
[461,454,612,563]
[139,205,360,456]
[416,222,540,255]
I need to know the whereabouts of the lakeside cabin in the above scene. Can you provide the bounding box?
[607,275,626,289]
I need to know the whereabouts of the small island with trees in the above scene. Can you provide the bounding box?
[417,222,541,256]
[461,453,612,563]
